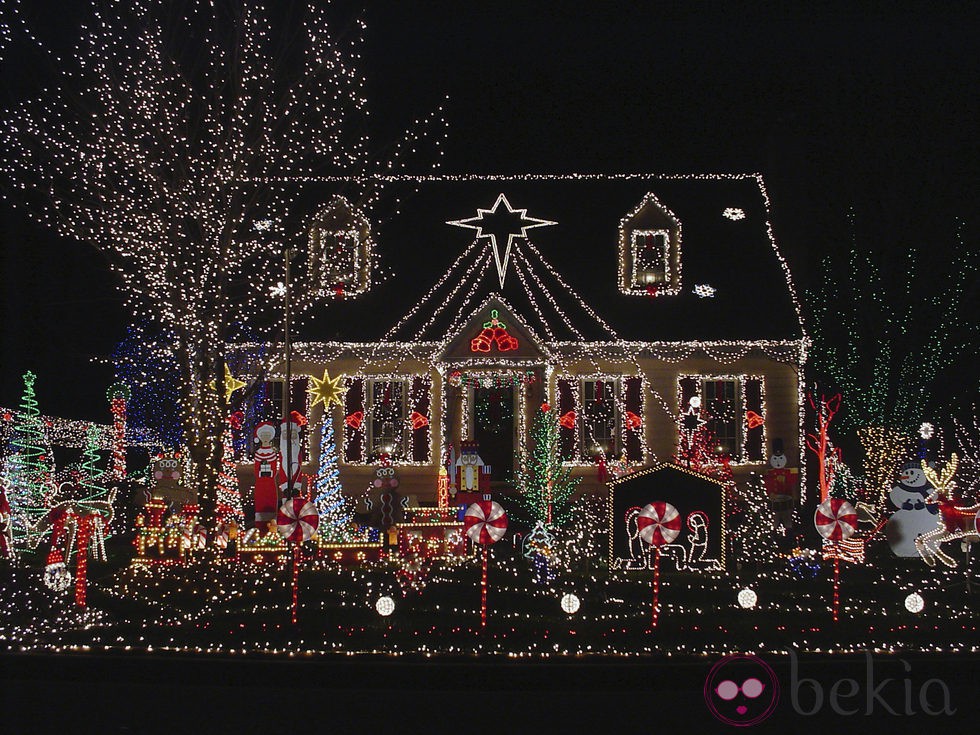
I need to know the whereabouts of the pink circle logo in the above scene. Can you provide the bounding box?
[704,654,779,726]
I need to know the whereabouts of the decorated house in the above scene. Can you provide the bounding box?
[230,174,806,527]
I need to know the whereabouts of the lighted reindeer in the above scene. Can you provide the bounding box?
[914,455,980,567]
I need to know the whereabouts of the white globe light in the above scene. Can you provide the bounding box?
[737,588,758,609]
[375,595,396,617]
[43,562,71,592]
[905,592,925,614]
[560,593,581,614]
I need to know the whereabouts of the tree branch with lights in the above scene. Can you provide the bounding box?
[0,1,445,524]
[806,212,978,508]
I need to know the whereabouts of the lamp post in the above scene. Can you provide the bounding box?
[282,246,297,498]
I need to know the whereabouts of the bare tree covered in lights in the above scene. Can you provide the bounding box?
[0,1,444,523]
[806,213,978,506]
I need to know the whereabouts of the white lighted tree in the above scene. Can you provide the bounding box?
[0,1,444,522]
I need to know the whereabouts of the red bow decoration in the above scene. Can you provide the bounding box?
[227,410,245,430]
[559,411,577,430]
[625,411,642,430]
[410,411,429,430]
[345,411,364,430]
[746,410,764,429]
[541,402,551,413]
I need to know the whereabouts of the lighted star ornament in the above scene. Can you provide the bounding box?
[210,365,247,403]
[448,193,556,289]
[308,369,345,409]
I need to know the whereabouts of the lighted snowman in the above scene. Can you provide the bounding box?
[886,460,940,557]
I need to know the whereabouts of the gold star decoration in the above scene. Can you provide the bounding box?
[308,369,345,409]
[210,364,247,403]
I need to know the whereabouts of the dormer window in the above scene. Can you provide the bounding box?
[619,193,682,295]
[308,196,372,298]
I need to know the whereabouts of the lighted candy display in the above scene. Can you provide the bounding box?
[276,499,319,544]
[637,502,682,547]
[814,498,858,542]
[814,498,858,622]
[464,501,508,546]
[277,498,319,625]
[638,501,681,628]
[464,500,508,629]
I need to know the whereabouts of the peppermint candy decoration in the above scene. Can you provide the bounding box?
[464,500,508,545]
[637,502,682,547]
[277,498,320,543]
[814,498,858,541]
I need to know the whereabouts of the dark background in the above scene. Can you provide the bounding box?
[2,1,977,423]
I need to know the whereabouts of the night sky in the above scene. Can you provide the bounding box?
[1,2,977,423]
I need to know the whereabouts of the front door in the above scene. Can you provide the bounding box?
[472,383,514,483]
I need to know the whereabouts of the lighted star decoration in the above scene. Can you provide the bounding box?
[722,207,746,221]
[210,365,246,402]
[447,193,556,289]
[919,422,935,440]
[681,396,708,439]
[693,284,716,298]
[308,369,345,409]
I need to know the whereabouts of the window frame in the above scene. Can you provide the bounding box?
[579,377,620,459]
[366,378,408,461]
[676,374,767,465]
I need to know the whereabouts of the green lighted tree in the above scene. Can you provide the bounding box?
[3,371,56,549]
[807,213,978,504]
[514,404,581,528]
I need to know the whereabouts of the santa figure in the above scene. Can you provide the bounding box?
[278,411,305,496]
[763,439,799,529]
[252,421,280,532]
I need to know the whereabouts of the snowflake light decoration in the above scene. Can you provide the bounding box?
[722,207,746,221]
[693,284,716,298]
[919,422,935,440]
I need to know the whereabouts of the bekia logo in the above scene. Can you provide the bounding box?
[703,654,779,726]
[704,652,957,725]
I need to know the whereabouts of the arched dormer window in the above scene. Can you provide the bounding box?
[308,196,372,298]
[618,193,682,296]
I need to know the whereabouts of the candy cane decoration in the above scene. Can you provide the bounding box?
[277,498,319,625]
[107,383,130,480]
[814,498,858,622]
[637,502,681,629]
[464,501,508,630]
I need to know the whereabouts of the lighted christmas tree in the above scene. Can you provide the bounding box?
[3,372,56,549]
[514,404,580,527]
[214,428,244,528]
[312,416,356,542]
